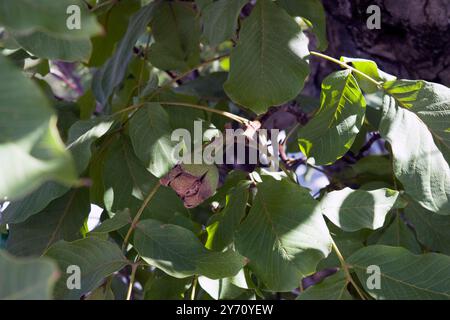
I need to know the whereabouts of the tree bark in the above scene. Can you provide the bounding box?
[305,0,450,96]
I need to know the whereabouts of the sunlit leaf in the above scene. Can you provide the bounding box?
[224,0,310,113]
[277,0,328,51]
[298,70,366,165]
[0,55,76,201]
[319,188,399,232]
[235,177,332,292]
[379,94,450,214]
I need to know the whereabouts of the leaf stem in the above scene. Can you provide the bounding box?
[112,101,249,125]
[190,276,198,300]
[159,101,250,125]
[112,103,145,117]
[126,263,138,301]
[122,183,161,251]
[331,239,367,300]
[310,51,383,88]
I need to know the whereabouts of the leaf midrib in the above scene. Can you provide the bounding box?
[44,190,77,251]
[352,264,450,298]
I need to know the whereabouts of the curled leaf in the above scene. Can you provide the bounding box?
[160,164,219,208]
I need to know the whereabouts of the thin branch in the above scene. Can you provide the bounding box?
[126,263,138,301]
[331,239,367,300]
[190,276,198,300]
[159,101,250,125]
[122,183,161,251]
[111,103,145,118]
[113,101,249,125]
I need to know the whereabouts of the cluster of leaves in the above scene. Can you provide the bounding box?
[0,0,449,300]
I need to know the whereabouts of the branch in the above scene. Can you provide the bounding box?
[122,183,161,251]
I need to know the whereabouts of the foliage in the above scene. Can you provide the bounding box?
[0,0,449,300]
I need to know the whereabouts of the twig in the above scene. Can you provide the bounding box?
[159,101,250,125]
[122,183,161,251]
[331,239,367,300]
[190,276,198,300]
[126,263,138,300]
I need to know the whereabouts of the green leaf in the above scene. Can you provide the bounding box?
[379,94,450,214]
[0,55,76,201]
[195,0,213,11]
[141,186,197,232]
[277,0,328,51]
[89,0,141,67]
[201,0,248,46]
[198,275,247,300]
[133,219,245,279]
[6,188,90,257]
[235,177,332,292]
[319,188,399,232]
[0,250,58,300]
[406,201,450,255]
[103,136,159,214]
[148,2,201,72]
[318,237,364,270]
[85,285,115,300]
[66,118,114,174]
[383,80,450,163]
[102,136,197,232]
[1,182,68,224]
[206,182,250,251]
[45,237,129,300]
[340,57,396,93]
[92,2,157,107]
[129,103,178,178]
[344,155,394,186]
[90,210,132,235]
[139,72,159,99]
[348,245,450,300]
[12,31,92,62]
[297,270,352,300]
[298,70,366,165]
[102,136,192,229]
[144,272,192,300]
[0,0,101,39]
[2,118,113,224]
[376,214,422,254]
[223,0,310,114]
[174,72,228,100]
